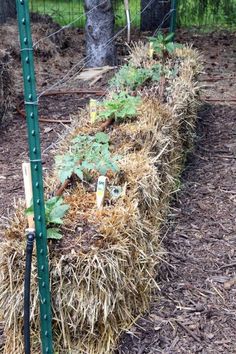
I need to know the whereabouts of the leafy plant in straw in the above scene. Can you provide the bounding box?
[98,92,141,122]
[109,61,181,96]
[149,32,182,58]
[55,132,120,183]
[110,64,151,90]
[26,196,69,239]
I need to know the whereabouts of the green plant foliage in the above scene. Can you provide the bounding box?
[26,196,69,239]
[55,132,120,183]
[98,92,142,122]
[149,32,182,57]
[110,65,153,91]
[110,63,168,91]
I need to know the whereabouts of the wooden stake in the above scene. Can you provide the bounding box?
[22,162,35,229]
[124,0,131,43]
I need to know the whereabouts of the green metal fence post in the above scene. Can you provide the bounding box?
[15,1,54,353]
[170,0,178,37]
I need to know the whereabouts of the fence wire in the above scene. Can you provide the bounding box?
[37,0,157,98]
[29,0,236,30]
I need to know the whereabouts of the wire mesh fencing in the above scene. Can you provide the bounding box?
[29,0,236,30]
[29,0,141,28]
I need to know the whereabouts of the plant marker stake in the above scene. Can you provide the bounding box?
[16,1,53,353]
[22,162,35,354]
[148,42,154,59]
[22,162,34,229]
[90,99,97,123]
[96,176,108,209]
[170,0,178,39]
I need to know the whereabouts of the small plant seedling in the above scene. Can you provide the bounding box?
[148,32,182,57]
[26,196,69,240]
[98,92,141,122]
[55,132,120,183]
[110,64,153,91]
[109,63,167,92]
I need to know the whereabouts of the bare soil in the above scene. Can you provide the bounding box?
[0,20,236,353]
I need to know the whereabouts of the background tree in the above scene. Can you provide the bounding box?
[84,0,116,67]
[0,0,16,25]
[141,0,171,31]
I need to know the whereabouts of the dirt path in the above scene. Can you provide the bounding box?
[117,32,236,353]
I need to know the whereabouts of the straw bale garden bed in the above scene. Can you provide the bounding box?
[0,32,202,353]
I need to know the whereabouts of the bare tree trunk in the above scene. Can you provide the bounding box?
[84,0,116,68]
[141,0,171,31]
[0,0,16,24]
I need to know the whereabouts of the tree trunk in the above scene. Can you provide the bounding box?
[141,0,171,31]
[84,0,116,68]
[0,0,16,25]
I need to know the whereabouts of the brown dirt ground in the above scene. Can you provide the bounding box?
[0,21,236,353]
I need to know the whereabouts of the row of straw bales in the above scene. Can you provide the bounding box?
[0,43,202,353]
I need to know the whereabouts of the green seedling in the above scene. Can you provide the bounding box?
[110,65,153,90]
[109,63,167,91]
[26,196,69,240]
[55,132,120,183]
[98,92,141,122]
[149,32,182,57]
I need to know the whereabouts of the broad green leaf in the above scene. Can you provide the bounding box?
[49,217,64,225]
[25,204,34,215]
[166,42,175,53]
[45,196,61,208]
[59,168,73,183]
[47,228,63,240]
[81,161,95,170]
[165,32,174,42]
[95,132,110,143]
[49,204,69,221]
[74,167,84,180]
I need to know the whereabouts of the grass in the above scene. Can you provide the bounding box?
[29,0,236,31]
[29,0,140,27]
[178,0,236,31]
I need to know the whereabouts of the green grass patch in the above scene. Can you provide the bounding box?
[30,0,236,31]
[29,0,140,27]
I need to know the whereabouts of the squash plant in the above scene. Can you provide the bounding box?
[26,196,69,240]
[110,64,163,91]
[110,65,152,91]
[55,132,120,183]
[98,92,141,122]
[148,32,182,57]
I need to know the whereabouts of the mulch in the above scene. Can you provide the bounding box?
[0,23,236,354]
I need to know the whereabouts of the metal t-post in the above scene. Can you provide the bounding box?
[170,0,178,37]
[15,0,53,353]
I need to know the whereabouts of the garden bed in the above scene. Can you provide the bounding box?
[0,38,201,354]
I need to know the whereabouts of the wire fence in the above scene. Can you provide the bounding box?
[36,0,162,98]
[29,0,141,28]
[29,0,236,30]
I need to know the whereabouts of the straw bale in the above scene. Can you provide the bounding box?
[0,50,15,125]
[0,17,76,100]
[0,44,202,353]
